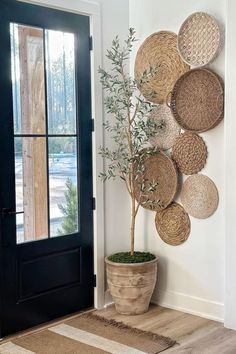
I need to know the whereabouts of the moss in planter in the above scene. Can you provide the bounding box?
[108,251,155,264]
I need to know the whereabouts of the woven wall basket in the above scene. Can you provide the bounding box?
[134,149,178,211]
[181,174,219,219]
[172,132,207,175]
[178,12,222,67]
[155,202,191,246]
[170,69,224,133]
[149,105,181,150]
[134,31,189,104]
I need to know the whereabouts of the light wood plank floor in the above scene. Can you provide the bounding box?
[95,304,236,354]
[1,305,236,353]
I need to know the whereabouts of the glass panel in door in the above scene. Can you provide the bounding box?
[14,137,48,243]
[11,23,79,244]
[45,30,77,135]
[48,137,78,237]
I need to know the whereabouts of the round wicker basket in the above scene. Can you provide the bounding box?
[170,69,224,132]
[181,174,219,219]
[172,132,207,175]
[135,31,189,104]
[148,105,181,150]
[155,202,191,246]
[178,12,222,67]
[134,149,178,211]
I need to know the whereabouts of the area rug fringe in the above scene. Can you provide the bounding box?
[83,311,177,347]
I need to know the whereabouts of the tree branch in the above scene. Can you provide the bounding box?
[130,102,139,124]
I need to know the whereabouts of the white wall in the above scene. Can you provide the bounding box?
[129,0,226,321]
[225,0,236,330]
[98,0,130,259]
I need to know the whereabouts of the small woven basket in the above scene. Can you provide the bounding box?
[148,105,181,150]
[178,12,222,67]
[134,149,178,211]
[135,31,189,104]
[172,132,207,175]
[181,174,219,219]
[170,69,224,133]
[155,202,191,246]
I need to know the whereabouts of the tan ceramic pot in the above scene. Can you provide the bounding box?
[105,256,158,315]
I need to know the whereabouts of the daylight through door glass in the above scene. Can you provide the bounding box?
[11,23,79,244]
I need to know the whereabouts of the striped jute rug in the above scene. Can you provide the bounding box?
[0,312,176,354]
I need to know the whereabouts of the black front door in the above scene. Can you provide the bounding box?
[0,0,93,337]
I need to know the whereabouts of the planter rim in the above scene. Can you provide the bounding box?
[105,255,158,267]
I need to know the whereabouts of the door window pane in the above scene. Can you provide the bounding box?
[11,23,79,243]
[15,138,24,242]
[15,137,48,243]
[48,138,78,237]
[11,23,46,135]
[45,30,77,134]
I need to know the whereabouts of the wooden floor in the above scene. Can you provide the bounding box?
[95,304,236,354]
[2,304,236,353]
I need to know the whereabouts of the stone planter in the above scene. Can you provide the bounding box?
[105,256,158,315]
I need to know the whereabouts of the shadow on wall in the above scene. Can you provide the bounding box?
[153,256,169,298]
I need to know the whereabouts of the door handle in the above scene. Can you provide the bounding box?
[0,209,23,247]
[1,208,24,217]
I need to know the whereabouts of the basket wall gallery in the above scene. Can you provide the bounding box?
[134,11,223,246]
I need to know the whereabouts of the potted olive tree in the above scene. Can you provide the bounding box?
[99,29,163,315]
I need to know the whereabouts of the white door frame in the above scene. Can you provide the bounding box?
[18,0,105,309]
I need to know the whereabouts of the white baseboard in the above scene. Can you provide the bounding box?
[105,288,224,322]
[153,289,224,322]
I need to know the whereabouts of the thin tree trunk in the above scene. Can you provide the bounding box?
[130,196,136,256]
[120,64,136,256]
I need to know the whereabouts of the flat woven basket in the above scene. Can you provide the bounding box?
[134,149,178,211]
[178,12,222,67]
[149,105,181,150]
[170,69,224,132]
[134,31,189,104]
[181,174,219,219]
[172,132,207,175]
[155,202,191,246]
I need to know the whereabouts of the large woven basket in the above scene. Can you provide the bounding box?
[155,202,191,246]
[134,149,178,211]
[181,174,219,219]
[170,69,224,132]
[178,12,222,67]
[148,105,181,150]
[134,31,189,104]
[172,132,207,175]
